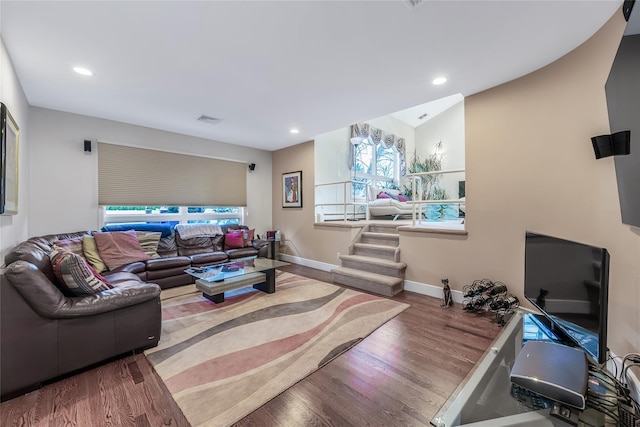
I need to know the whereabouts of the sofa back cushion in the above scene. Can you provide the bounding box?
[4,231,89,284]
[157,234,178,258]
[175,234,218,256]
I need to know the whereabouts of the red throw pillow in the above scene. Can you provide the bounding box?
[377,192,391,199]
[93,230,151,270]
[244,229,255,247]
[224,230,245,250]
[397,194,409,202]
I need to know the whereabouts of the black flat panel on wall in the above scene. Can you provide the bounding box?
[605,34,640,228]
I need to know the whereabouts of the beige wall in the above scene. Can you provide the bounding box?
[274,12,639,357]
[272,140,361,266]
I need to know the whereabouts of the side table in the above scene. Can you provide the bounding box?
[267,239,280,260]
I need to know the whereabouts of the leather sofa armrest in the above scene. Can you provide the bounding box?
[4,261,160,319]
[252,239,269,249]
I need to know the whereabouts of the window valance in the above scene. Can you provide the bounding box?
[350,123,407,176]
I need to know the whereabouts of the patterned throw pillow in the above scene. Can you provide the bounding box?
[50,247,112,296]
[93,230,151,270]
[135,231,162,259]
[53,236,86,258]
[82,235,108,273]
[224,230,245,250]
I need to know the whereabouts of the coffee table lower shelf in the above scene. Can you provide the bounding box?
[195,272,269,303]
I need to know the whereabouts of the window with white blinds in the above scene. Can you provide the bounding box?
[97,143,247,206]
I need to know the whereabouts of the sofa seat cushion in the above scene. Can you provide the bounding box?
[147,266,191,281]
[225,247,259,259]
[102,271,143,285]
[146,256,191,271]
[189,252,228,266]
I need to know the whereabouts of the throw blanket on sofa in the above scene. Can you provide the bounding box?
[175,224,223,239]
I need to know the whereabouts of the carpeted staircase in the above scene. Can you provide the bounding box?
[332,223,406,296]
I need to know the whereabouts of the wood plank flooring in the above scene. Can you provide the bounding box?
[0,264,502,426]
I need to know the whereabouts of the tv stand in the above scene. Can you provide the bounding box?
[431,310,612,426]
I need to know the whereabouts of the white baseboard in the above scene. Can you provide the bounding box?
[607,351,640,405]
[404,279,465,303]
[278,254,337,273]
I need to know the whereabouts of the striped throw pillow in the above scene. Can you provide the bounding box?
[50,247,112,296]
[135,231,162,259]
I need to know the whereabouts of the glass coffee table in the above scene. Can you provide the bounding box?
[185,257,289,303]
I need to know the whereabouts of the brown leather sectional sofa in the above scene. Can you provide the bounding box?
[108,224,268,289]
[0,224,268,399]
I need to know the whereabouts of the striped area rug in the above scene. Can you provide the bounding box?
[145,272,409,427]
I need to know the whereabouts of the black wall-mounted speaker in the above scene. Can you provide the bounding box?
[622,0,635,21]
[591,130,630,159]
[248,163,256,171]
[84,139,92,152]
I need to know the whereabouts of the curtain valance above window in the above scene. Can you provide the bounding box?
[97,142,247,206]
[350,123,407,176]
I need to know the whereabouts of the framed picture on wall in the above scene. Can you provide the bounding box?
[282,170,302,208]
[1,102,20,215]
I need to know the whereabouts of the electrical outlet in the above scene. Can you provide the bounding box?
[336,252,341,260]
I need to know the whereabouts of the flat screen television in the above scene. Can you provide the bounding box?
[524,231,610,364]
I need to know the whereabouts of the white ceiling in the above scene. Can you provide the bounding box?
[0,0,624,151]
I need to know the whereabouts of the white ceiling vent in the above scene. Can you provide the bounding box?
[197,115,222,125]
[404,0,423,9]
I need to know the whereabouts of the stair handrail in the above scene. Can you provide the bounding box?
[406,168,466,226]
[315,180,369,222]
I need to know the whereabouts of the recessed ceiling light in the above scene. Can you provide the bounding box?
[73,67,93,76]
[290,128,299,134]
[432,77,447,85]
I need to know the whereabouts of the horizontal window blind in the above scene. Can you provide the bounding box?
[98,143,247,206]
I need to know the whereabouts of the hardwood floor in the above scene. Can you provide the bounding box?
[1,264,502,426]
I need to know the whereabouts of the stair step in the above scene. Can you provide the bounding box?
[340,254,406,278]
[368,223,400,234]
[332,267,404,297]
[353,243,399,261]
[361,232,399,246]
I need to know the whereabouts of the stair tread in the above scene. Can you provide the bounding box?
[354,242,396,250]
[340,254,406,268]
[332,267,403,286]
[362,232,399,239]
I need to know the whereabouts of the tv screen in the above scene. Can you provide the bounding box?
[524,232,609,364]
